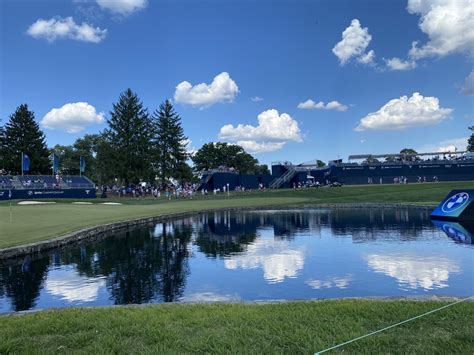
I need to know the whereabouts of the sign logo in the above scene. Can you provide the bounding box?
[442,192,470,213]
[85,190,90,195]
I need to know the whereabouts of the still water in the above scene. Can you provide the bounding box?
[1,208,473,313]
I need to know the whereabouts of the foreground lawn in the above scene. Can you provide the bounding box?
[0,300,472,354]
[1,181,473,249]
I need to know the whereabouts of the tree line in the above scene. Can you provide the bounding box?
[0,89,269,185]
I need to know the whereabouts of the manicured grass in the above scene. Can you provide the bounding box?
[1,182,473,354]
[0,300,473,354]
[1,181,473,249]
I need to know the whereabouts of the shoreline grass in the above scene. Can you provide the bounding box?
[1,299,473,354]
[1,181,473,249]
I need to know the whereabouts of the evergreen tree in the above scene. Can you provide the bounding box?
[105,89,153,184]
[0,122,6,172]
[468,126,474,152]
[152,100,188,185]
[4,104,50,174]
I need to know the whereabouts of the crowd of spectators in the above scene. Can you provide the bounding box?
[101,182,200,199]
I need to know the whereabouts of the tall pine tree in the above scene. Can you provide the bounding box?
[4,104,50,174]
[105,89,153,184]
[0,122,5,172]
[152,100,188,185]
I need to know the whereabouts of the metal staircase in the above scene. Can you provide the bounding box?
[197,173,213,190]
[269,165,298,189]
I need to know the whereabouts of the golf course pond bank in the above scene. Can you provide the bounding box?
[0,203,434,260]
[1,204,473,314]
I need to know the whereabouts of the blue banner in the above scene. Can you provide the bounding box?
[0,188,96,201]
[52,154,60,174]
[80,156,86,173]
[22,154,30,172]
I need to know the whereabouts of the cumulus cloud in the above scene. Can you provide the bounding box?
[385,57,417,71]
[236,141,286,154]
[407,0,474,59]
[251,96,264,102]
[96,0,147,15]
[41,102,105,133]
[297,99,348,111]
[461,71,474,96]
[355,92,452,131]
[332,19,375,65]
[219,109,302,154]
[418,137,468,153]
[366,253,460,290]
[27,16,107,43]
[174,72,239,108]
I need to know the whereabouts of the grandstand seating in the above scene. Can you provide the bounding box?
[0,176,14,189]
[0,175,95,190]
[16,175,59,189]
[62,176,95,188]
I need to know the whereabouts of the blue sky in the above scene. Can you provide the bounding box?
[1,0,473,166]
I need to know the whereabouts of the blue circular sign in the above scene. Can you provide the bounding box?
[441,192,470,213]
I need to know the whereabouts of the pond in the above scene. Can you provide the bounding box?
[0,208,473,313]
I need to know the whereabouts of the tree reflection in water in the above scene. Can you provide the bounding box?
[0,207,471,313]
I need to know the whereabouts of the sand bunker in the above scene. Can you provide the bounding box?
[72,202,93,205]
[101,202,123,205]
[18,201,56,205]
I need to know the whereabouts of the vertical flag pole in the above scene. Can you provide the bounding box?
[9,190,12,222]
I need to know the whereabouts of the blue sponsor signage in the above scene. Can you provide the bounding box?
[431,220,473,244]
[0,188,96,201]
[431,189,474,221]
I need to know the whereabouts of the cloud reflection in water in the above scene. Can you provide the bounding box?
[366,253,460,290]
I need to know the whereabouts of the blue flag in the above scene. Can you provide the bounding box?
[22,154,30,172]
[80,156,86,173]
[52,154,60,174]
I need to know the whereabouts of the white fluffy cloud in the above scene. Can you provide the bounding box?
[332,19,375,65]
[219,110,302,141]
[385,57,417,71]
[407,0,474,59]
[297,99,348,112]
[96,0,147,15]
[418,137,468,153]
[236,141,286,154]
[27,17,107,43]
[461,71,474,96]
[41,102,105,133]
[355,92,452,131]
[219,109,302,154]
[251,96,264,102]
[174,72,239,108]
